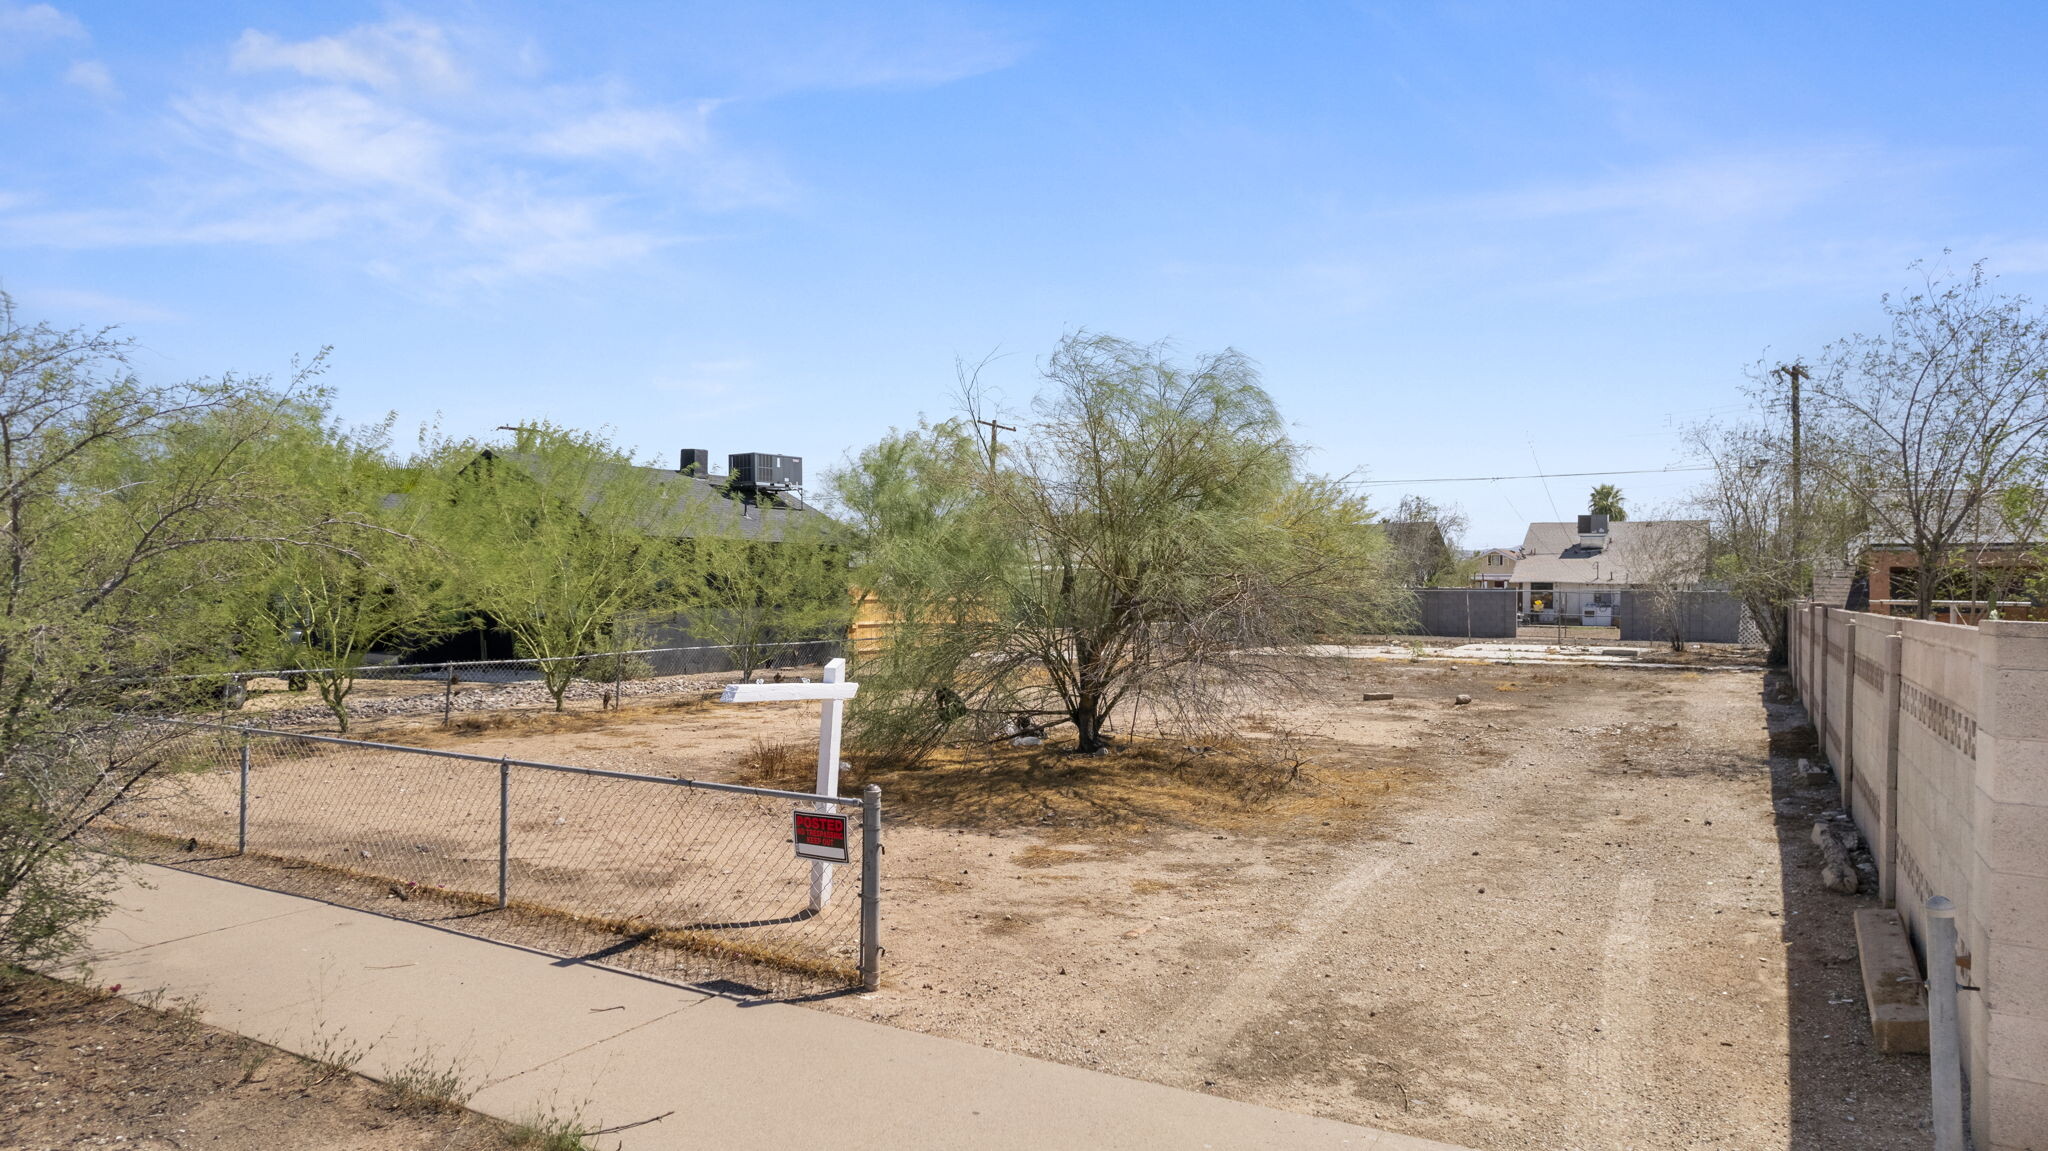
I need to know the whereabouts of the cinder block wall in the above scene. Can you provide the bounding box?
[1614,590,1745,643]
[1791,604,2048,1150]
[1411,588,1517,638]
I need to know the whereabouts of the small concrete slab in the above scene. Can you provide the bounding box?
[1854,907,1929,1053]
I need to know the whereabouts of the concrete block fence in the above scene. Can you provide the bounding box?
[1791,602,2048,1150]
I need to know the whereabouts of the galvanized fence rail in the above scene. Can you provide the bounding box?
[106,720,881,995]
[128,639,844,730]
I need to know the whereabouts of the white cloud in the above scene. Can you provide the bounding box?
[230,18,462,93]
[683,3,1030,94]
[0,3,84,59]
[1,9,1000,288]
[532,103,717,160]
[442,190,665,285]
[1354,146,1970,300]
[183,86,445,188]
[62,58,116,97]
[1457,154,1853,227]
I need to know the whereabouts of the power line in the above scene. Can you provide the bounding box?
[1341,464,1714,487]
[1526,440,1563,522]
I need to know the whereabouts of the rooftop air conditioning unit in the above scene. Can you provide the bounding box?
[1576,513,1610,549]
[728,452,803,491]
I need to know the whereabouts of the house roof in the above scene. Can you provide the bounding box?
[1509,520,1709,586]
[1861,489,2039,549]
[482,450,837,542]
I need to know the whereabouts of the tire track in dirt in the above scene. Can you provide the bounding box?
[1141,851,1401,1083]
[1151,679,1753,1147]
[1559,870,1658,1149]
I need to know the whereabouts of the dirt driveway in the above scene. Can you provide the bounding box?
[797,662,1927,1151]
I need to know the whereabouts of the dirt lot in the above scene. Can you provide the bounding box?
[141,658,1927,1150]
[0,973,535,1150]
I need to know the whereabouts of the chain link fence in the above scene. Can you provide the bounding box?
[102,720,879,997]
[126,640,842,730]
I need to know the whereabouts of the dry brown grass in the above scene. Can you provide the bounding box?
[1013,845,1091,868]
[734,737,810,782]
[725,731,1424,838]
[361,693,724,746]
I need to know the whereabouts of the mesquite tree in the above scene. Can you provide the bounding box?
[835,333,1404,758]
[1806,261,2048,619]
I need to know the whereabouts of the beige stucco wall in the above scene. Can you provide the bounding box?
[1793,605,2048,1150]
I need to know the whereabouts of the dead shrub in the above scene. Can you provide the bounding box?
[732,738,813,790]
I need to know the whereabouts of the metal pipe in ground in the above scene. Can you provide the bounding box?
[498,757,511,909]
[1927,895,1965,1151]
[859,784,882,992]
[237,740,250,855]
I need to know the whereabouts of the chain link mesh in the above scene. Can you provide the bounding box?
[104,722,871,997]
[131,641,842,729]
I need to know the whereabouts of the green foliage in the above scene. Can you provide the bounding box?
[421,425,675,710]
[0,293,332,964]
[671,519,852,678]
[1589,484,1627,521]
[1388,494,1468,585]
[1805,261,2048,618]
[835,333,1403,758]
[248,419,455,731]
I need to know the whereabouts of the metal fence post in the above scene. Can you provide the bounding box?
[237,737,250,855]
[498,757,511,909]
[860,784,882,992]
[1927,896,1966,1151]
[442,663,455,727]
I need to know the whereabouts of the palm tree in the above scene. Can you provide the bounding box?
[1589,484,1627,521]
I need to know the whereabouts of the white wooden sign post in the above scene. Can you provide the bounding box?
[717,657,858,911]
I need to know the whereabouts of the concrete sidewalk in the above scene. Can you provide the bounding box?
[77,866,1470,1151]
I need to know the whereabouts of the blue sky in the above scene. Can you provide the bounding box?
[5,1,2048,546]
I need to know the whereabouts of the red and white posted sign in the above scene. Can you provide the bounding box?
[793,810,850,863]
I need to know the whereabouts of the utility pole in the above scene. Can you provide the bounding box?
[973,418,1015,469]
[1774,362,1810,591]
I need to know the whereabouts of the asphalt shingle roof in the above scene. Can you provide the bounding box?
[1509,520,1709,586]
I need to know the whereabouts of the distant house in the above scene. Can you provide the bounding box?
[408,446,841,663]
[1507,515,1710,625]
[1859,535,2043,623]
[1471,547,1520,588]
[468,446,834,542]
[1839,491,2045,623]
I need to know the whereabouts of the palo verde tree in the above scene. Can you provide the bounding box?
[249,418,454,732]
[1805,260,2048,619]
[0,293,336,964]
[671,512,852,679]
[423,424,672,710]
[835,333,1403,758]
